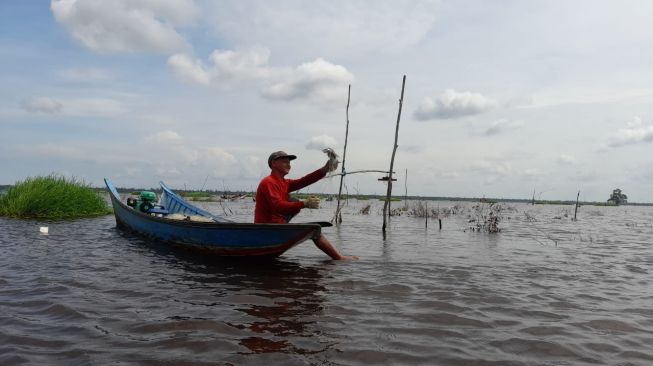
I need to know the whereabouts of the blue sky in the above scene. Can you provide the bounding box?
[2,0,653,202]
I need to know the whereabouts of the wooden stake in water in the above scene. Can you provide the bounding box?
[425,201,428,228]
[333,84,351,225]
[383,75,406,233]
[574,190,580,221]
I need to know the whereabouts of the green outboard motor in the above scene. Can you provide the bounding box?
[127,191,157,213]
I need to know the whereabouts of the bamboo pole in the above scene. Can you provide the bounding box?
[333,85,351,224]
[382,75,406,233]
[328,169,394,177]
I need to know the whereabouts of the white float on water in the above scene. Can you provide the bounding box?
[39,226,49,234]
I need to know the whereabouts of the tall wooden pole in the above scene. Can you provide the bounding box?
[404,168,408,207]
[333,85,351,224]
[532,189,536,205]
[382,75,406,233]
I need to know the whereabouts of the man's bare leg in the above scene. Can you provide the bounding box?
[313,234,358,260]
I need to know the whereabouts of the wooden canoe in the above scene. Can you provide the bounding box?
[105,178,321,257]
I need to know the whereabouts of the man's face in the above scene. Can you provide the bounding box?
[271,157,292,175]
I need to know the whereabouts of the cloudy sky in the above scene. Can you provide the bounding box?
[2,1,653,202]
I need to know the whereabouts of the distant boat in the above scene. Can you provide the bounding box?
[104,179,323,257]
[220,193,247,200]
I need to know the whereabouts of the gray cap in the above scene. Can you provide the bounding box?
[268,151,297,167]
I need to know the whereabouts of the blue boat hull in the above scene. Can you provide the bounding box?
[105,179,320,257]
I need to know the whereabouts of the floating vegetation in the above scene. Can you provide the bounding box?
[0,175,111,219]
[359,204,371,215]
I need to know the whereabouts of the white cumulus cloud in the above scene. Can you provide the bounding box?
[51,0,196,53]
[608,116,653,147]
[168,47,271,85]
[261,58,353,102]
[167,54,212,85]
[306,135,338,150]
[209,48,272,82]
[168,49,353,104]
[414,89,496,121]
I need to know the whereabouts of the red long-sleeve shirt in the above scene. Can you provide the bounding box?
[254,168,325,223]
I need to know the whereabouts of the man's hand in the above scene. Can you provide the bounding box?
[322,148,339,173]
[322,159,339,173]
[303,196,320,209]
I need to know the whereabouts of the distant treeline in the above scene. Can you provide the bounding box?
[93,186,252,197]
[3,184,652,206]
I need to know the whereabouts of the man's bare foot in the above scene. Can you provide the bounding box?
[336,255,359,260]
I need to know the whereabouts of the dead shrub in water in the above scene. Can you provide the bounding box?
[523,211,537,222]
[467,202,505,233]
[401,201,461,219]
[435,205,462,218]
[405,201,431,217]
[390,207,403,216]
[359,204,371,215]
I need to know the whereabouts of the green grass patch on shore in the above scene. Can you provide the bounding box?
[182,191,214,201]
[0,175,111,219]
[379,197,402,202]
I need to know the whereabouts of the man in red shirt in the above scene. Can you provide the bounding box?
[255,151,357,260]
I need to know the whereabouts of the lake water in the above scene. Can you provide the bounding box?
[1,198,652,365]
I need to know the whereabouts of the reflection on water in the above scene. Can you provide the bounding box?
[228,263,329,354]
[1,200,653,365]
[123,237,333,355]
